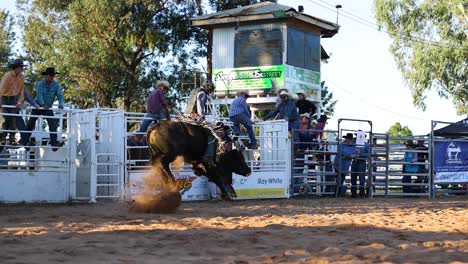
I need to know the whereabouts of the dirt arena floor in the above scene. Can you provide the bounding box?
[0,197,467,264]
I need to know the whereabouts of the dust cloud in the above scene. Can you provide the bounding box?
[129,162,182,214]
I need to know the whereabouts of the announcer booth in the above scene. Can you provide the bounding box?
[191,1,339,115]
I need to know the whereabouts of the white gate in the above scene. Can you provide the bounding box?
[69,109,97,202]
[232,120,291,199]
[95,109,125,199]
[0,107,72,202]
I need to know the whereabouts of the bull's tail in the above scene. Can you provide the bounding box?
[146,122,163,160]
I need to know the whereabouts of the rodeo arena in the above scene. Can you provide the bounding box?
[1,3,467,264]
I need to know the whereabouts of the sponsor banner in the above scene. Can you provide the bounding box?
[129,170,210,201]
[174,171,211,201]
[232,171,289,199]
[213,65,284,91]
[434,141,468,183]
[284,64,321,101]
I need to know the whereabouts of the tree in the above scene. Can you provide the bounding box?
[320,81,337,117]
[375,0,468,114]
[0,9,15,77]
[17,0,205,111]
[387,122,413,144]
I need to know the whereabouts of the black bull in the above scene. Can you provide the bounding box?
[146,121,251,198]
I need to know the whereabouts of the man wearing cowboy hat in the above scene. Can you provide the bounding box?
[23,67,65,149]
[229,89,257,149]
[333,132,357,196]
[350,130,369,198]
[135,80,171,142]
[295,90,316,115]
[0,59,28,145]
[263,90,300,135]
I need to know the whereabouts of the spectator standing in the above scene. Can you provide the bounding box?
[229,90,257,149]
[296,91,316,115]
[311,114,328,141]
[275,88,288,108]
[0,59,28,145]
[403,140,418,193]
[333,133,357,196]
[23,67,64,149]
[135,80,170,142]
[263,90,299,135]
[414,140,429,192]
[350,135,369,198]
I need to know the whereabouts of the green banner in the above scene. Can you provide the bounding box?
[213,65,285,91]
[284,64,321,101]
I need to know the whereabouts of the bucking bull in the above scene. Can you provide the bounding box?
[146,121,251,200]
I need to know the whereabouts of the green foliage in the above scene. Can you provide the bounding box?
[375,0,468,114]
[387,122,413,144]
[17,0,205,111]
[0,9,15,76]
[320,81,337,117]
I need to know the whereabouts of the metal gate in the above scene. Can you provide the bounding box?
[370,134,431,198]
[95,109,125,199]
[291,128,338,196]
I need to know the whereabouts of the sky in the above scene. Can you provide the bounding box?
[1,0,465,135]
[276,0,465,135]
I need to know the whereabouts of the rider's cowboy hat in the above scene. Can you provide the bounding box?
[155,80,170,90]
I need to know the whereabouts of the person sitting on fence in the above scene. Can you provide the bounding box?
[134,80,170,143]
[23,67,65,151]
[185,80,214,120]
[0,59,29,146]
[403,140,418,193]
[311,114,328,141]
[333,133,357,196]
[3,91,40,147]
[350,133,369,198]
[229,90,257,149]
[263,90,299,142]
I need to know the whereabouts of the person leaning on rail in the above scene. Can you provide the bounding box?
[333,133,357,196]
[23,67,65,151]
[0,59,31,146]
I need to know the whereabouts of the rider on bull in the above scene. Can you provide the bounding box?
[185,80,217,167]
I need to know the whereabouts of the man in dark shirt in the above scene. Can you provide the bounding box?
[295,91,316,115]
[135,80,170,142]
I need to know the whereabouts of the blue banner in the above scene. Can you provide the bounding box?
[434,141,468,183]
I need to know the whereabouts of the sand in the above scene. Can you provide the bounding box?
[0,197,467,263]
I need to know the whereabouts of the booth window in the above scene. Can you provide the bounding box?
[287,26,320,72]
[234,29,283,67]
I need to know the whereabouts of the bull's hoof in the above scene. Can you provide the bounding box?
[229,190,237,198]
[221,193,232,201]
